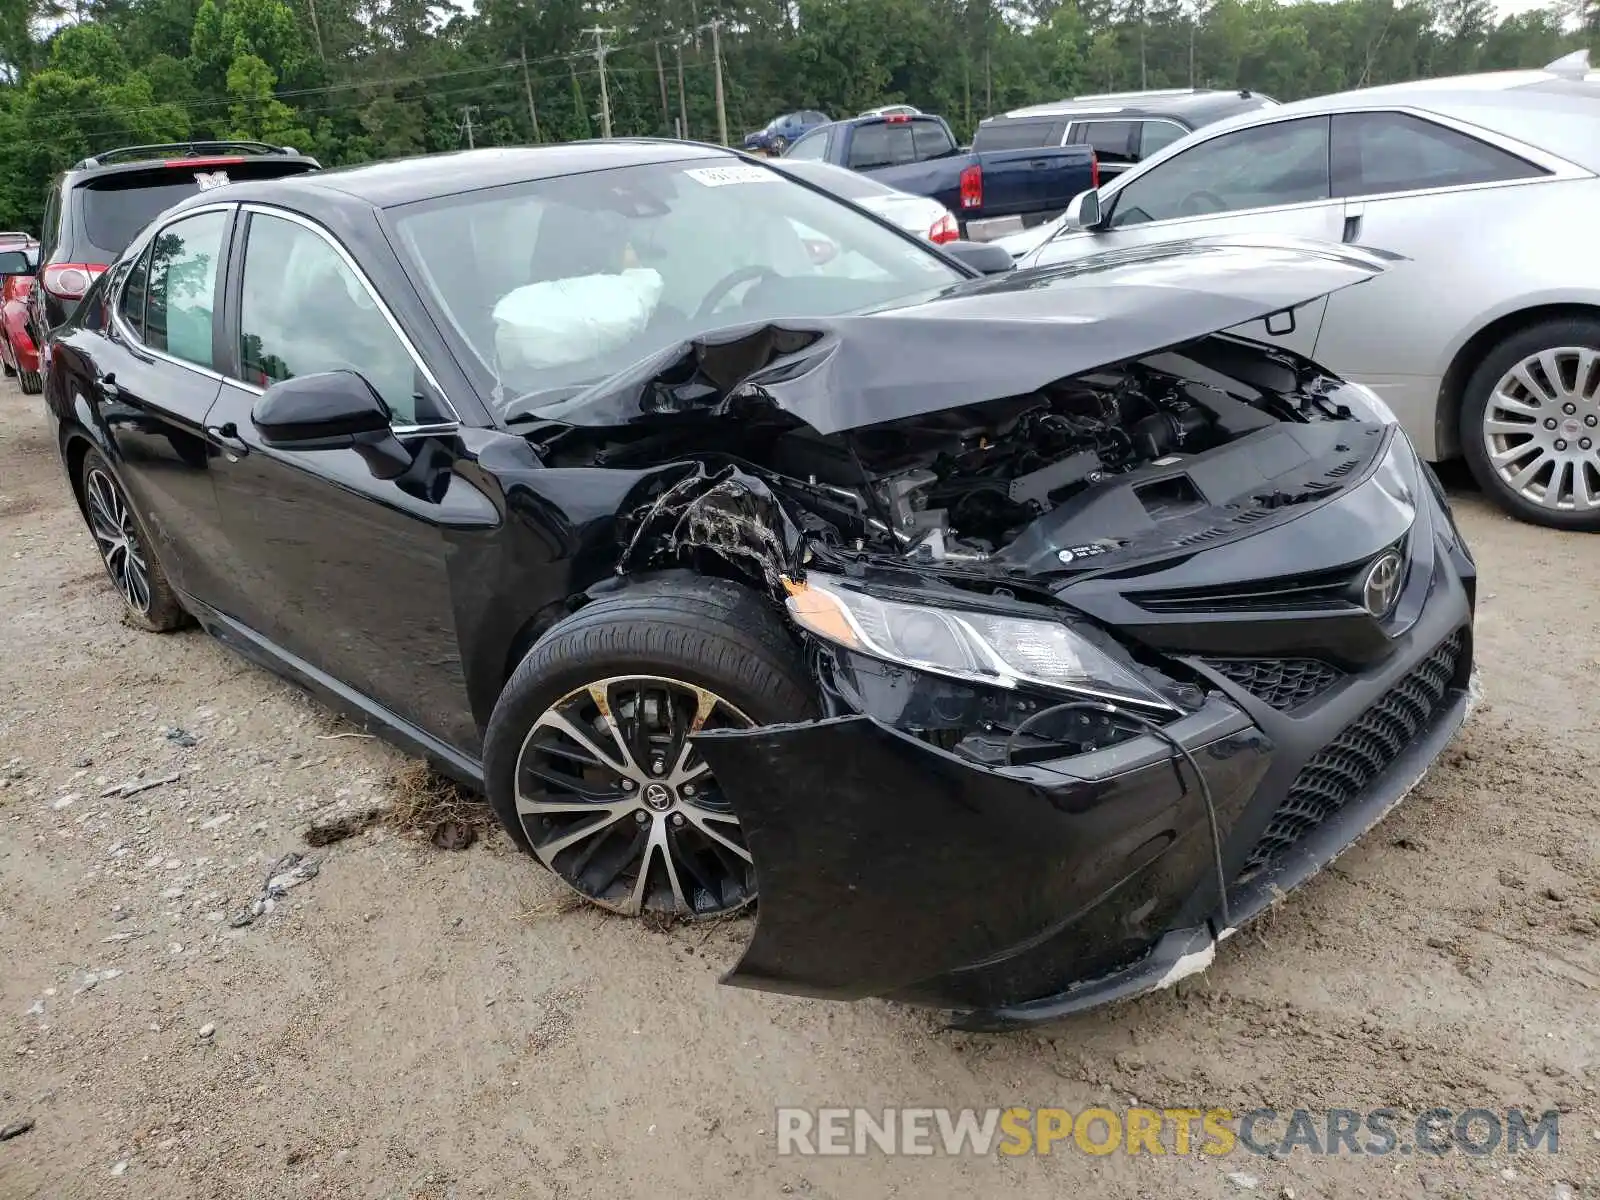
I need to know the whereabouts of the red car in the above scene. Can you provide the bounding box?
[0,235,41,394]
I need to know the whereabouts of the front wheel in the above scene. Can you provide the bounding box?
[482,578,816,918]
[1460,317,1600,530]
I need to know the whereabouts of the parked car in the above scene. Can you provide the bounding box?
[987,87,1280,257]
[0,235,41,394]
[1020,59,1600,530]
[742,111,830,156]
[858,104,921,118]
[767,157,960,244]
[27,140,321,359]
[785,111,1098,241]
[45,143,1475,1027]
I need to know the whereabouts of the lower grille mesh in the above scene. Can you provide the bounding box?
[1204,658,1342,711]
[1242,630,1466,874]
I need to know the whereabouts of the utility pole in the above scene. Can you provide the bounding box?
[520,45,542,143]
[582,26,613,138]
[459,104,479,149]
[675,38,689,139]
[654,40,670,129]
[709,17,728,146]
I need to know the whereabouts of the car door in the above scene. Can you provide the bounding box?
[1031,115,1343,357]
[1310,108,1562,448]
[86,205,236,607]
[203,206,486,751]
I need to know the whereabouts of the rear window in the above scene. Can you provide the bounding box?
[973,119,1065,151]
[847,119,952,170]
[76,160,316,257]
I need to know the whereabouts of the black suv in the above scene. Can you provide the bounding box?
[973,88,1277,184]
[28,141,321,348]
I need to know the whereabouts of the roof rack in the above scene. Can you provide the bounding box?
[73,141,301,170]
[1071,87,1198,102]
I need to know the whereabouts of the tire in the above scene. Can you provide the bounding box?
[1460,316,1600,531]
[19,368,42,395]
[483,576,816,918]
[770,136,787,156]
[77,447,188,631]
[2,359,13,377]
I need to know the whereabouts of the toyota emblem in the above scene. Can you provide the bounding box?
[1361,550,1403,619]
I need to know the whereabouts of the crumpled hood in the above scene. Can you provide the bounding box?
[535,235,1400,436]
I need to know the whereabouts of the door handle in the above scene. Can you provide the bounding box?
[206,422,250,459]
[1029,159,1052,168]
[1341,214,1362,243]
[98,372,119,400]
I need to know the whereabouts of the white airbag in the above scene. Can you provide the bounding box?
[492,268,664,370]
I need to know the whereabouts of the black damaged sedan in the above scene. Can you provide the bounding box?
[43,142,1477,1029]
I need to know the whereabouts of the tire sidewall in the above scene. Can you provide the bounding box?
[1459,319,1600,532]
[77,446,183,628]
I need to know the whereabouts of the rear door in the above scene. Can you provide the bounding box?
[86,205,235,607]
[1030,115,1344,357]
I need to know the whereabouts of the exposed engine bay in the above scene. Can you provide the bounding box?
[531,333,1386,586]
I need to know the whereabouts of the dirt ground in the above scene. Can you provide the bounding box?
[0,375,1596,1200]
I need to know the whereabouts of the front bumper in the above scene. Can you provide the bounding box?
[695,441,1477,1027]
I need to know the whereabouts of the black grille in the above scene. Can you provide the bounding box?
[1203,658,1342,710]
[1241,630,1465,874]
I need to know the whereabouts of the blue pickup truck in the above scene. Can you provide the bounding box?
[782,112,1097,241]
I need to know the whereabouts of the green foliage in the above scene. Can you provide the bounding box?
[0,0,1592,233]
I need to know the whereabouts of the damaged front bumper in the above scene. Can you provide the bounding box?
[693,457,1478,1029]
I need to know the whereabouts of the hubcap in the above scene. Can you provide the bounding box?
[513,675,756,917]
[84,467,152,614]
[1483,346,1600,512]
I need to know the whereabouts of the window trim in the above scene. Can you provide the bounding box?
[110,201,237,383]
[1092,104,1582,231]
[225,203,460,433]
[1063,116,1147,156]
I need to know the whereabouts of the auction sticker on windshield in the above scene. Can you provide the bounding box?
[684,165,782,187]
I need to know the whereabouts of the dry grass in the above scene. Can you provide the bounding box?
[386,761,497,850]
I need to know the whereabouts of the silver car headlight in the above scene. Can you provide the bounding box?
[786,574,1176,712]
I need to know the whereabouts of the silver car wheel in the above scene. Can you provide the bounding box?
[513,675,756,917]
[84,466,152,615]
[1484,346,1600,512]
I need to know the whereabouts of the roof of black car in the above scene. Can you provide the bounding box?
[273,140,738,208]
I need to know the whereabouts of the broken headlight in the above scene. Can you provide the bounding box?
[786,574,1176,713]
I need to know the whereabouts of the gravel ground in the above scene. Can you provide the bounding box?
[1,375,1597,1199]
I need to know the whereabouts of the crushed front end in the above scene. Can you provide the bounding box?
[688,414,1476,1029]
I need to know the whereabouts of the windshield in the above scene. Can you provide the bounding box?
[388,158,963,419]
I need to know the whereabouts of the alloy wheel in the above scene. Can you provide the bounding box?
[513,675,757,917]
[1483,346,1600,513]
[84,466,153,615]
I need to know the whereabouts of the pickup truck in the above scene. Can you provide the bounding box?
[782,112,1098,241]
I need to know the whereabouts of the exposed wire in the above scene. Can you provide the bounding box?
[1003,699,1232,928]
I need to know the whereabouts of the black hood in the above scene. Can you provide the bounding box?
[529,235,1399,436]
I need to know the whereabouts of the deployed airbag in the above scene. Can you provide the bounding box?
[494,268,665,370]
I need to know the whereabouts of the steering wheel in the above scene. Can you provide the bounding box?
[695,265,780,322]
[1178,189,1230,217]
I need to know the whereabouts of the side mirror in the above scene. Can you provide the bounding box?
[1063,188,1103,230]
[939,239,1016,275]
[251,370,413,479]
[0,249,31,275]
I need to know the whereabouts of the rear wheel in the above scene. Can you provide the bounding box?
[1460,317,1600,530]
[77,447,187,631]
[18,368,42,395]
[482,578,816,918]
[769,136,788,156]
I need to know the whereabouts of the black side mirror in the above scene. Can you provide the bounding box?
[251,370,413,479]
[939,239,1016,275]
[0,249,31,275]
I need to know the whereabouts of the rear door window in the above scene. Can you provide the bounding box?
[117,243,153,340]
[143,209,228,369]
[1330,110,1548,198]
[1136,120,1188,159]
[911,119,954,159]
[1073,120,1139,166]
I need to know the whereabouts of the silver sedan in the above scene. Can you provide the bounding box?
[1020,55,1600,529]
